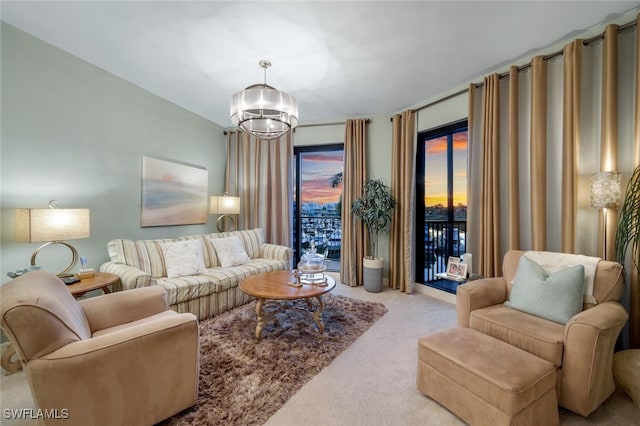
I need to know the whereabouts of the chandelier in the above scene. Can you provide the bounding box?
[230,60,298,140]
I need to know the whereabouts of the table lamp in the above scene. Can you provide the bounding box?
[15,201,90,277]
[210,194,240,232]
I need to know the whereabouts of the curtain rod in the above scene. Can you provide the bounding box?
[472,17,637,89]
[407,15,638,115]
[223,119,370,134]
[408,88,469,115]
[297,121,344,128]
[295,119,370,130]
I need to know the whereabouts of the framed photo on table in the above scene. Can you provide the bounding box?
[446,257,468,281]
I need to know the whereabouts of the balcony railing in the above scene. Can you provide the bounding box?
[294,216,466,280]
[294,215,342,265]
[423,220,466,282]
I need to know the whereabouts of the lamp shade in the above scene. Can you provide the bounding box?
[209,196,240,215]
[230,85,298,140]
[15,209,90,242]
[590,171,621,209]
[230,60,298,140]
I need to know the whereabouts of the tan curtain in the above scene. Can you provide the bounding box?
[507,66,520,250]
[340,119,368,286]
[599,24,619,261]
[530,56,548,251]
[467,19,639,347]
[467,83,481,268]
[631,15,640,348]
[479,74,501,276]
[562,41,582,253]
[225,130,292,246]
[389,110,416,292]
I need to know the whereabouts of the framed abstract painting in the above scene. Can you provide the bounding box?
[141,156,208,227]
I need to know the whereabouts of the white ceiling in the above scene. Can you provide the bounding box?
[2,1,639,127]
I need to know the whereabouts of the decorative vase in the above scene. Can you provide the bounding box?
[363,257,384,293]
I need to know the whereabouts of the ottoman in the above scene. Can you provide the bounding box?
[417,327,558,426]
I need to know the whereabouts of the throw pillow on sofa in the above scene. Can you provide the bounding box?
[210,236,250,267]
[505,255,584,324]
[162,240,207,278]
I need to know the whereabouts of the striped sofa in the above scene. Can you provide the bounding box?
[100,228,292,320]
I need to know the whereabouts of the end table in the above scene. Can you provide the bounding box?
[66,272,120,299]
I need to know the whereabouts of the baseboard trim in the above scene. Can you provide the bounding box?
[415,283,456,305]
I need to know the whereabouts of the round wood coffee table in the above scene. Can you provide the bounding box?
[239,270,336,340]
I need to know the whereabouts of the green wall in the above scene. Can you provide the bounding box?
[0,23,227,283]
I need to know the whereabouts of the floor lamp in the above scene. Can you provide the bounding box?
[590,171,621,259]
[210,194,240,232]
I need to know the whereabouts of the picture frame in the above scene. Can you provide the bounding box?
[446,256,468,281]
[141,156,208,227]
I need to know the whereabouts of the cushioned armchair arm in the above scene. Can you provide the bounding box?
[560,301,629,416]
[456,277,508,327]
[28,312,199,426]
[261,243,293,262]
[79,286,169,332]
[100,261,156,290]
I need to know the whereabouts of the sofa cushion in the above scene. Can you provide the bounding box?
[502,250,625,308]
[162,240,207,278]
[107,238,172,278]
[179,234,218,268]
[210,236,251,267]
[156,258,288,304]
[470,305,565,367]
[523,251,599,305]
[221,228,264,259]
[157,274,232,305]
[506,256,585,324]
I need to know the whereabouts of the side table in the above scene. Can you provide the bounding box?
[431,272,483,294]
[66,272,120,299]
[1,272,121,373]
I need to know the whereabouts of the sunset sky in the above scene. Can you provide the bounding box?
[298,132,467,208]
[300,150,343,205]
[424,131,467,207]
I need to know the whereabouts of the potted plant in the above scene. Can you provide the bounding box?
[351,178,397,292]
[614,165,640,395]
[616,165,640,273]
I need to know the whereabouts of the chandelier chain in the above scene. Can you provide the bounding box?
[259,60,271,85]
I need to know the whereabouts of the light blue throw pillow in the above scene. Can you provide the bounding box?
[505,256,585,324]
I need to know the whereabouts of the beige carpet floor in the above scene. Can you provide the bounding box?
[1,275,639,425]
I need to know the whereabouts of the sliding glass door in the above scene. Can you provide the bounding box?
[293,144,344,271]
[415,120,468,285]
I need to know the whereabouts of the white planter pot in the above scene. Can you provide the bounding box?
[363,257,384,293]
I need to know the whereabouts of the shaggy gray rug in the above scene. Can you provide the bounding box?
[162,293,387,426]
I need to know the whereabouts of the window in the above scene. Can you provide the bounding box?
[293,144,344,271]
[415,120,468,287]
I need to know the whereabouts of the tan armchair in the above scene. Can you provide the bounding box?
[0,271,199,426]
[457,250,628,417]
